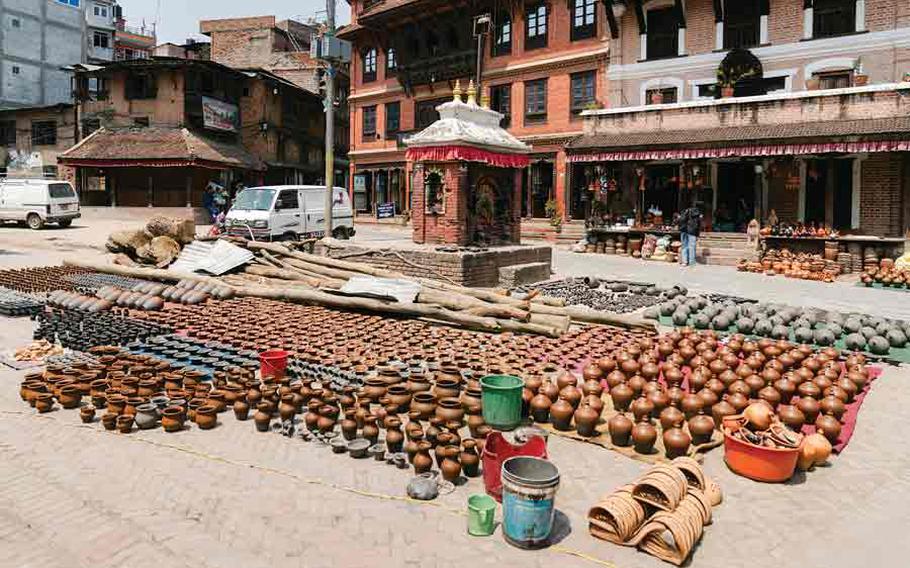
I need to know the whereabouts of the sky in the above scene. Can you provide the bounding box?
[115,0,350,45]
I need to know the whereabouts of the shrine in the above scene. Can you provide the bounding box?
[406,81,531,246]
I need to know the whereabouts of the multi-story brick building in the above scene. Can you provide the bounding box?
[0,103,76,179]
[338,0,610,221]
[200,16,350,188]
[59,57,324,208]
[566,0,910,250]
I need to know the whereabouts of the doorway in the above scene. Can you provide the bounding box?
[805,158,853,230]
[716,162,757,232]
[525,160,553,219]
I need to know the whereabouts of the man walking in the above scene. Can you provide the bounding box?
[678,201,703,267]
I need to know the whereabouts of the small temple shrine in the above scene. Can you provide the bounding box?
[406,81,531,246]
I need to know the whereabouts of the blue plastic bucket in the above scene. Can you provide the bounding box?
[500,456,560,549]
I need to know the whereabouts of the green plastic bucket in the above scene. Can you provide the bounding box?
[480,374,525,431]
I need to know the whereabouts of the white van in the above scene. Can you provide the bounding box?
[0,179,81,230]
[225,185,355,241]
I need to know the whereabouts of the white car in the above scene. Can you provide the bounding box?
[225,185,355,241]
[0,179,81,230]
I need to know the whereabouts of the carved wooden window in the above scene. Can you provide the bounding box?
[524,79,547,122]
[490,84,511,127]
[362,48,377,83]
[571,0,597,41]
[570,71,596,113]
[493,12,512,56]
[813,0,856,38]
[525,3,548,50]
[646,7,678,60]
[724,0,760,49]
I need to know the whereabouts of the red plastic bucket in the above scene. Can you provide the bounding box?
[722,417,799,482]
[482,431,548,501]
[259,350,290,379]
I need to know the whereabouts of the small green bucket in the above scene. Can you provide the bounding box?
[467,494,497,536]
[480,374,525,431]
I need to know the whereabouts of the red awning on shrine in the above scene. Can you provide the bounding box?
[406,145,530,168]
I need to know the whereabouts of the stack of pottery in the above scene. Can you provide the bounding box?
[588,458,722,566]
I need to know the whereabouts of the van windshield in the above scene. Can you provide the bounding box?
[232,188,275,211]
[49,183,76,198]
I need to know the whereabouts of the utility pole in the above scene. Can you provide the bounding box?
[323,0,336,239]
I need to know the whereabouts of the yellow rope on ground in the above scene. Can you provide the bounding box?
[5,409,623,567]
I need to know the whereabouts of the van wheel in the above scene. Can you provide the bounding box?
[27,214,44,230]
[332,227,351,240]
[57,219,73,228]
[281,232,299,242]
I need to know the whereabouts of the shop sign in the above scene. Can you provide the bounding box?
[202,96,239,132]
[377,202,396,219]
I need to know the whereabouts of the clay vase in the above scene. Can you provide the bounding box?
[777,404,806,431]
[341,410,358,441]
[574,403,600,437]
[630,395,655,422]
[233,400,250,421]
[161,406,185,432]
[435,398,465,424]
[363,416,380,444]
[279,394,297,422]
[101,412,117,431]
[459,439,480,477]
[711,398,737,428]
[796,396,821,424]
[466,406,485,438]
[440,446,462,483]
[815,412,842,444]
[680,393,703,420]
[538,380,560,402]
[195,405,217,430]
[659,404,685,431]
[559,385,582,409]
[582,379,604,398]
[134,403,159,430]
[58,385,82,410]
[819,395,846,420]
[663,425,691,459]
[413,440,434,474]
[116,414,134,433]
[385,418,405,453]
[35,393,55,413]
[647,389,670,418]
[404,432,424,463]
[79,405,96,424]
[631,417,658,454]
[254,403,273,432]
[687,411,715,445]
[608,413,633,446]
[610,383,634,412]
[549,398,574,431]
[530,393,552,423]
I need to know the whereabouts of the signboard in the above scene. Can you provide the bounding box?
[377,202,395,219]
[202,96,239,132]
[353,174,367,193]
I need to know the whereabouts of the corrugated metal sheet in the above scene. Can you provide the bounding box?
[338,276,421,303]
[168,240,253,275]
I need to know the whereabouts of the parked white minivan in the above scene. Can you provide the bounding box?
[0,179,81,230]
[225,185,355,241]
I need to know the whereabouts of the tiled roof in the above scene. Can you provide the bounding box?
[568,117,910,150]
[60,127,264,170]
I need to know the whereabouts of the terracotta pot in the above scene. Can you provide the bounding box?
[688,411,714,445]
[79,405,96,423]
[58,385,82,409]
[435,398,465,424]
[610,383,634,412]
[116,414,134,433]
[101,412,118,431]
[233,400,250,421]
[631,417,657,454]
[559,385,582,409]
[659,404,685,430]
[796,396,820,424]
[440,446,462,482]
[663,425,691,459]
[539,380,560,402]
[549,398,574,431]
[815,412,842,444]
[630,395,655,422]
[35,393,55,413]
[574,403,600,437]
[254,403,273,432]
[711,398,737,427]
[195,405,218,430]
[363,415,380,444]
[608,413,633,446]
[410,392,437,419]
[433,378,462,399]
[530,393,552,423]
[460,439,481,477]
[413,441,434,474]
[385,417,405,453]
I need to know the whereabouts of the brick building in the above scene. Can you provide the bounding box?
[338,0,610,221]
[60,57,324,207]
[565,0,910,250]
[200,16,350,187]
[0,103,76,179]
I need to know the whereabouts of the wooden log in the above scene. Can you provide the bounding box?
[64,258,223,286]
[529,312,571,333]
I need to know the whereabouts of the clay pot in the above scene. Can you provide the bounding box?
[460,439,481,477]
[317,405,338,433]
[435,398,465,424]
[630,395,654,422]
[363,416,380,444]
[278,394,297,422]
[433,379,462,399]
[385,417,405,453]
[549,398,574,431]
[161,406,185,432]
[253,402,272,432]
[796,396,821,424]
[688,411,715,445]
[116,414,134,433]
[363,378,387,402]
[819,395,846,420]
[410,392,437,420]
[680,393,703,419]
[815,412,842,444]
[413,441,434,474]
[757,386,782,408]
[559,385,583,409]
[134,403,159,430]
[798,380,821,399]
[35,393,55,413]
[608,413,633,446]
[530,393,552,423]
[582,379,604,398]
[538,380,560,402]
[78,405,95,423]
[340,410,358,440]
[647,389,670,417]
[776,404,805,431]
[659,404,685,430]
[631,417,657,454]
[835,377,858,403]
[440,446,462,482]
[101,412,118,430]
[663,425,691,459]
[605,371,626,390]
[233,400,250,421]
[574,403,600,437]
[195,405,218,430]
[711,398,737,427]
[727,392,750,413]
[610,383,634,412]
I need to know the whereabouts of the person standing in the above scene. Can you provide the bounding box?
[678,202,703,267]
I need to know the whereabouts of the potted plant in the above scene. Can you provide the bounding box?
[853,61,868,86]
[545,199,563,233]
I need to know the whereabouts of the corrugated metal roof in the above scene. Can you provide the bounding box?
[169,239,254,275]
